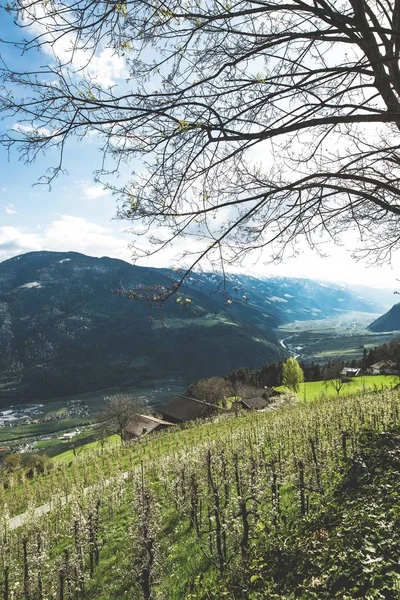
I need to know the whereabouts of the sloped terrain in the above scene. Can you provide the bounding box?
[0,251,387,402]
[183,271,386,324]
[2,391,400,599]
[369,303,400,332]
[0,252,282,402]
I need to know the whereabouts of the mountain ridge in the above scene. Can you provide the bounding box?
[369,303,400,332]
[0,251,389,404]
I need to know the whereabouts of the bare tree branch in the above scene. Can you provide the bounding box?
[1,0,400,294]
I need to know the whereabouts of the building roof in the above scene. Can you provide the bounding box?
[369,360,396,370]
[340,367,361,376]
[160,395,224,423]
[241,397,268,410]
[241,385,270,398]
[124,414,174,437]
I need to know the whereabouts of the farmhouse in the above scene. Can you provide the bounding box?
[340,367,361,377]
[159,395,225,424]
[123,414,174,439]
[237,384,284,410]
[367,361,396,375]
[240,397,268,410]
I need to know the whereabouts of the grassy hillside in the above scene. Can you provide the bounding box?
[0,375,396,461]
[1,389,400,599]
[276,374,398,400]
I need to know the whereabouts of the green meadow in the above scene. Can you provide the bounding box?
[276,374,398,400]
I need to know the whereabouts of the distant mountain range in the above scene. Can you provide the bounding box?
[0,251,392,404]
[369,303,400,332]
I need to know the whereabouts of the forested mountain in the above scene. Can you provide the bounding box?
[0,251,388,403]
[175,271,389,323]
[369,303,400,332]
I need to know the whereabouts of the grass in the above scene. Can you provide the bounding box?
[46,392,400,597]
[0,376,397,519]
[53,433,120,462]
[278,311,384,334]
[310,337,395,360]
[244,426,400,599]
[34,439,61,449]
[3,389,400,600]
[0,388,395,518]
[276,374,398,401]
[151,314,239,329]
[7,374,394,458]
[2,373,393,460]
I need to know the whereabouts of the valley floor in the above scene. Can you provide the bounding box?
[0,378,187,458]
[278,311,398,363]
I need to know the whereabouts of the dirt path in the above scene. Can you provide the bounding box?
[8,471,131,531]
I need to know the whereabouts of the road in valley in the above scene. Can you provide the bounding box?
[279,334,302,359]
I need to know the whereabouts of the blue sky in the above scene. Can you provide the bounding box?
[0,10,399,289]
[0,10,137,263]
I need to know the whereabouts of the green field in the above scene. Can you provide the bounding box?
[151,313,239,329]
[53,433,120,462]
[47,376,399,459]
[1,375,395,458]
[276,374,398,400]
[31,426,113,459]
[305,333,396,360]
[0,417,92,444]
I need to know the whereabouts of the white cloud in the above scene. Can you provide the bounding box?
[0,215,207,271]
[21,7,128,87]
[11,123,51,137]
[85,48,128,88]
[0,215,398,291]
[0,216,131,263]
[242,248,397,289]
[0,227,43,260]
[43,215,131,259]
[5,204,17,215]
[81,184,109,200]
